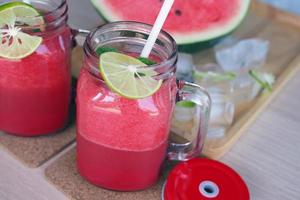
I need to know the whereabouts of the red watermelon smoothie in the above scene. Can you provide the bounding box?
[76,22,178,191]
[0,1,72,136]
[77,69,176,190]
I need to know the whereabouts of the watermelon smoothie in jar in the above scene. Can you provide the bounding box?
[0,0,72,136]
[76,22,211,191]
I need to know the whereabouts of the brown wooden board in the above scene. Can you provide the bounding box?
[0,124,76,168]
[202,1,300,159]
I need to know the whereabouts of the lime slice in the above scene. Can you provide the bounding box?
[0,2,44,26]
[100,52,163,99]
[0,2,44,59]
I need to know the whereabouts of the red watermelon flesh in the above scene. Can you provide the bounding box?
[92,0,250,44]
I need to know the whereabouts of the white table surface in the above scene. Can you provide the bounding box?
[1,0,300,199]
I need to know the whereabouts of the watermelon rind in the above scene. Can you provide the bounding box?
[90,0,251,45]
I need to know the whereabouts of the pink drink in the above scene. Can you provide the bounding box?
[0,1,71,136]
[77,67,176,190]
[76,22,210,191]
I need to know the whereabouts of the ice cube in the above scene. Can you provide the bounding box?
[215,38,269,72]
[214,36,239,51]
[214,38,270,103]
[209,92,235,127]
[196,63,224,74]
[231,74,259,103]
[176,53,195,82]
[194,63,235,97]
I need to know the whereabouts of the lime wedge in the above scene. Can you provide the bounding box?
[0,2,44,59]
[100,52,163,99]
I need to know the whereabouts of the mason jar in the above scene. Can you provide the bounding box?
[0,0,72,136]
[76,21,211,191]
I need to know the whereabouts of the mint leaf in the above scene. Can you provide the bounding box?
[193,71,236,82]
[249,70,275,92]
[134,72,146,78]
[176,100,196,108]
[137,57,157,65]
[32,28,41,33]
[96,47,118,56]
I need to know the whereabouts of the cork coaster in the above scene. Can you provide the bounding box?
[0,122,76,168]
[0,47,82,168]
[45,148,176,200]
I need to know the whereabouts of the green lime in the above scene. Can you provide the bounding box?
[176,100,196,108]
[99,52,163,99]
[0,2,44,59]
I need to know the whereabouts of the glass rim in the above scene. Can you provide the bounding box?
[44,0,67,17]
[84,21,178,71]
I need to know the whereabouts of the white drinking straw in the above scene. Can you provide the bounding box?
[140,0,175,58]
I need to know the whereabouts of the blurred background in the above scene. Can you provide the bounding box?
[262,0,300,15]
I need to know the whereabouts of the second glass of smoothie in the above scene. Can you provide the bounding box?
[0,0,73,136]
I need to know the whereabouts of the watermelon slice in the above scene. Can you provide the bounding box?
[91,0,250,45]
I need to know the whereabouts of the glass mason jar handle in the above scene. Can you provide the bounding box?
[71,28,91,47]
[168,80,211,161]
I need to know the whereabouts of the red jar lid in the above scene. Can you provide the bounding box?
[163,158,249,200]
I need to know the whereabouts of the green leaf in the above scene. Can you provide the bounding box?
[137,57,157,65]
[193,71,236,82]
[96,47,118,56]
[249,70,275,92]
[32,28,41,33]
[176,100,196,108]
[134,72,146,78]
